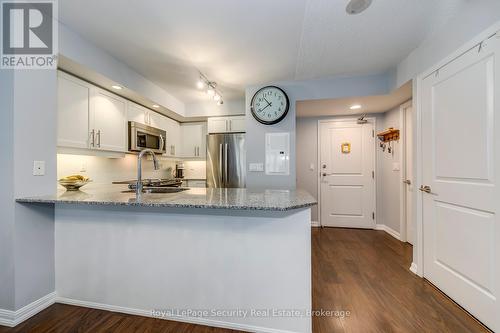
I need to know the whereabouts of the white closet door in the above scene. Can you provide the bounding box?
[421,37,500,331]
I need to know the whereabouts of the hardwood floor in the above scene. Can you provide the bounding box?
[0,228,488,333]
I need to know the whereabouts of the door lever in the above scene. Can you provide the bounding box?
[419,185,432,194]
[403,179,411,185]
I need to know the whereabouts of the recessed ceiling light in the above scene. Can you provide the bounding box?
[111,85,122,90]
[346,0,372,15]
[350,104,362,110]
[152,104,160,108]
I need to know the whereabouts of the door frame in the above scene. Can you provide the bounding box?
[317,117,377,228]
[413,22,500,277]
[399,100,412,243]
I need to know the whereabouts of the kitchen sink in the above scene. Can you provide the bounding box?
[122,187,189,194]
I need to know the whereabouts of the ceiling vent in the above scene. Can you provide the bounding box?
[346,0,372,15]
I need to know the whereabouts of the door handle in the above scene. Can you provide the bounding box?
[219,143,223,185]
[224,143,228,184]
[419,185,432,194]
[90,129,95,147]
[96,130,101,148]
[322,173,334,177]
[403,179,411,185]
[159,134,165,152]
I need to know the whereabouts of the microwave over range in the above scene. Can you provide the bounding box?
[128,121,166,154]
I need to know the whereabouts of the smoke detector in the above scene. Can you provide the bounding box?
[346,0,372,15]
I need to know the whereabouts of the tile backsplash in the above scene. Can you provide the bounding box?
[57,154,176,184]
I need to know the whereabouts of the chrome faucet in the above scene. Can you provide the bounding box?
[136,149,160,195]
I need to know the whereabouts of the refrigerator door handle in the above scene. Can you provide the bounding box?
[224,143,228,185]
[219,143,223,185]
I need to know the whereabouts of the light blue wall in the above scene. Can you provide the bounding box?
[245,73,392,189]
[0,70,15,311]
[396,0,500,87]
[0,70,57,312]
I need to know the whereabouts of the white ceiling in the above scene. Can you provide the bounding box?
[296,81,412,117]
[58,0,463,103]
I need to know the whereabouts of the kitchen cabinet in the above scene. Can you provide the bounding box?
[149,111,181,157]
[207,116,245,133]
[181,122,207,158]
[57,72,91,149]
[181,179,206,188]
[91,88,127,152]
[127,102,152,126]
[57,72,127,153]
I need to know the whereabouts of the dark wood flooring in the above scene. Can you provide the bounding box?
[0,228,488,333]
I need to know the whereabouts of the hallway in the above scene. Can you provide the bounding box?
[312,228,488,332]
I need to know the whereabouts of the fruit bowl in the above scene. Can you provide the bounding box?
[58,175,92,191]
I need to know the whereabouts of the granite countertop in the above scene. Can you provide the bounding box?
[16,184,317,211]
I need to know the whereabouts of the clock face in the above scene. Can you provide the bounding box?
[250,86,289,125]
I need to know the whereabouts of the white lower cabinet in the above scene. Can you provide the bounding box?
[58,72,127,153]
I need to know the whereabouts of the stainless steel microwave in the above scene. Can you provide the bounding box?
[128,121,166,154]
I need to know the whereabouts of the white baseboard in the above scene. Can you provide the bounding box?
[409,262,418,275]
[374,224,401,240]
[0,292,56,327]
[311,221,320,227]
[55,297,301,333]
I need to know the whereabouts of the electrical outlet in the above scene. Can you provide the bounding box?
[33,161,45,176]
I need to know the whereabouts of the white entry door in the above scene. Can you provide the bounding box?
[320,119,375,228]
[421,36,500,331]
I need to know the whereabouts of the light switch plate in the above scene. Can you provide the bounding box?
[33,161,45,176]
[249,163,264,172]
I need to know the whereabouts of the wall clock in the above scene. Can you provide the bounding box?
[250,86,289,125]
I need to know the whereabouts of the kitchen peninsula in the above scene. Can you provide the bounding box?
[17,185,316,333]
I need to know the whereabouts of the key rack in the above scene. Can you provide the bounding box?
[377,127,400,143]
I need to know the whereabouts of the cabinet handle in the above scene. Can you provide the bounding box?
[225,120,228,132]
[229,120,232,132]
[96,130,101,148]
[90,129,95,147]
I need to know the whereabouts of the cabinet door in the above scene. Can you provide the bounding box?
[228,116,246,133]
[91,88,127,152]
[165,117,181,157]
[127,102,150,125]
[57,72,91,148]
[207,118,228,133]
[181,123,207,158]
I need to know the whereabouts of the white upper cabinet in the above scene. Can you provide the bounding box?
[91,88,127,152]
[181,122,207,158]
[57,72,91,149]
[165,117,181,157]
[57,71,127,153]
[207,116,245,133]
[127,102,151,126]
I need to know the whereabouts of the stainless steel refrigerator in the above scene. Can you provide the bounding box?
[206,133,246,188]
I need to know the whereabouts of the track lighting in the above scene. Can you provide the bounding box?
[196,73,223,105]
